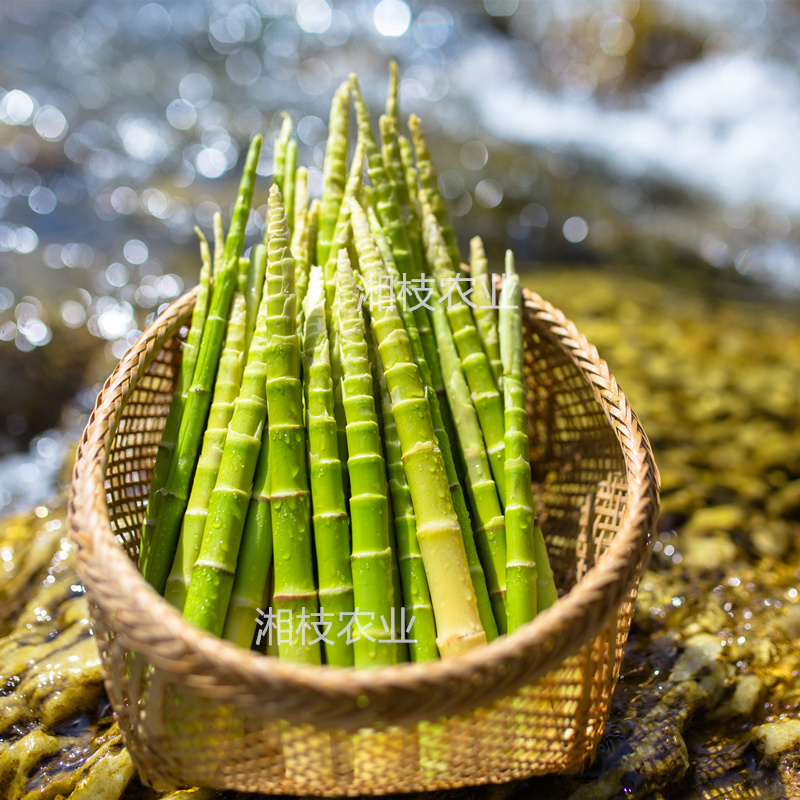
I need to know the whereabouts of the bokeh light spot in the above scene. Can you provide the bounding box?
[451,191,472,217]
[484,0,519,16]
[520,203,548,229]
[179,73,213,107]
[374,0,411,37]
[2,90,35,125]
[166,99,197,131]
[105,262,130,288]
[134,3,171,40]
[111,187,139,215]
[414,8,453,49]
[28,186,57,215]
[460,140,488,171]
[438,171,464,200]
[18,318,51,347]
[226,48,262,86]
[475,178,503,208]
[61,301,87,329]
[723,199,755,229]
[123,239,149,265]
[563,216,588,243]
[14,226,38,253]
[118,115,170,164]
[599,19,635,58]
[33,106,68,141]
[297,115,327,146]
[296,0,332,34]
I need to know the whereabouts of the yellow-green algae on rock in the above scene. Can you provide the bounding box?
[0,505,219,800]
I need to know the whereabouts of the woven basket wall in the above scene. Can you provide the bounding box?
[67,282,659,796]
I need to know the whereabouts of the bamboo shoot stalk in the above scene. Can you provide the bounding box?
[237,256,250,304]
[499,251,538,632]
[321,145,363,492]
[409,114,462,272]
[292,166,309,246]
[140,134,262,593]
[317,81,350,269]
[347,203,486,656]
[306,198,320,271]
[385,490,410,664]
[350,76,451,469]
[370,326,438,661]
[140,228,212,570]
[302,266,355,667]
[266,184,321,665]
[380,114,425,279]
[220,246,273,648]
[294,195,318,311]
[365,319,409,664]
[213,211,225,273]
[253,564,274,654]
[244,243,268,355]
[398,135,419,206]
[385,60,399,127]
[222,425,272,648]
[421,196,507,502]
[164,290,248,612]
[413,226,508,632]
[273,113,292,202]
[360,184,375,211]
[323,140,364,317]
[291,167,310,304]
[284,138,297,233]
[181,245,274,637]
[469,236,503,385]
[363,204,498,639]
[382,138,446,426]
[330,299,349,500]
[350,76,415,282]
[334,249,396,667]
[534,524,558,612]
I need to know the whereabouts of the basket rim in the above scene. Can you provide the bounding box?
[67,280,659,731]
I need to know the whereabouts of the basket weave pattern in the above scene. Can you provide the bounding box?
[68,284,659,795]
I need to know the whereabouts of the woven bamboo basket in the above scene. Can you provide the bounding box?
[68,280,659,796]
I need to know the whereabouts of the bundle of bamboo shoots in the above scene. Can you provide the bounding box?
[138,65,557,667]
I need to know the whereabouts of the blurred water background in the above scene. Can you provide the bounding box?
[1,0,799,514]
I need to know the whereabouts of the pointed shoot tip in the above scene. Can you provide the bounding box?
[504,250,516,276]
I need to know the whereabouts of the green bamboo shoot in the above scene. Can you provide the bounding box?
[266,184,321,665]
[140,228,211,570]
[334,250,395,667]
[164,290,248,612]
[302,265,355,666]
[500,251,538,632]
[362,204,498,639]
[182,249,273,636]
[469,236,503,385]
[140,135,262,594]
[347,204,486,657]
[317,81,350,269]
